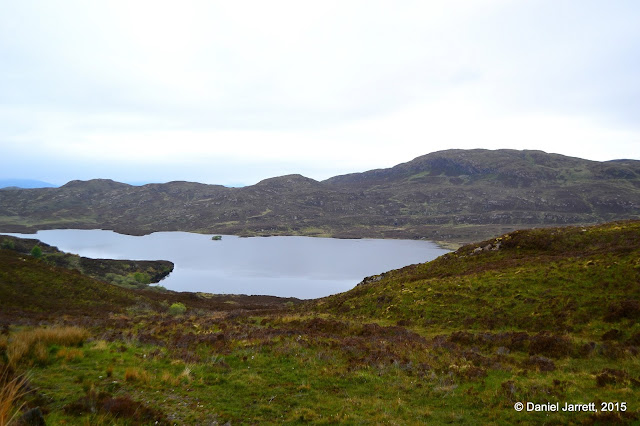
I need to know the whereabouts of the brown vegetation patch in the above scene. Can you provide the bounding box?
[584,410,638,425]
[595,368,634,388]
[501,380,518,402]
[601,329,622,341]
[459,366,487,381]
[604,299,640,322]
[524,355,555,372]
[445,331,576,359]
[528,332,572,358]
[64,391,167,424]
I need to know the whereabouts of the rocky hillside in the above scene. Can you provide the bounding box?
[1,149,638,243]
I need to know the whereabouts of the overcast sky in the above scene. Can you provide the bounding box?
[1,0,639,186]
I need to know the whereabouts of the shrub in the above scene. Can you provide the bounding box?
[133,272,150,284]
[30,246,42,258]
[169,303,187,316]
[105,273,149,289]
[0,239,15,250]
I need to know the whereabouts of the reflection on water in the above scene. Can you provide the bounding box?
[2,230,449,299]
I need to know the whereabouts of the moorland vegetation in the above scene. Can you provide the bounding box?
[0,235,173,290]
[1,220,639,424]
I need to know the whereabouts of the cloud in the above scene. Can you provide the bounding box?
[1,0,639,185]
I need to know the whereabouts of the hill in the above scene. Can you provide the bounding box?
[0,179,57,189]
[0,248,142,320]
[0,149,638,243]
[1,220,639,424]
[0,235,173,289]
[0,245,298,322]
[311,220,640,335]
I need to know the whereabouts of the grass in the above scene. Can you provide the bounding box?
[5,313,637,424]
[312,221,640,335]
[0,367,28,426]
[5,326,90,368]
[1,220,639,423]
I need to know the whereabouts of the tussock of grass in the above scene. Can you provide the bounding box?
[160,371,180,386]
[124,368,151,383]
[178,366,193,383]
[6,326,89,368]
[91,340,109,351]
[56,347,84,362]
[0,367,28,425]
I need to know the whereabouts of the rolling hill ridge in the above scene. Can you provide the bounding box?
[1,149,638,243]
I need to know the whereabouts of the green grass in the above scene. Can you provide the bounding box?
[7,312,639,424]
[312,221,640,335]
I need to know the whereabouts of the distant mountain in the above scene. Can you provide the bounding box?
[0,179,57,189]
[0,149,638,243]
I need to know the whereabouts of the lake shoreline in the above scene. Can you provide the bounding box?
[0,224,463,250]
[1,229,449,299]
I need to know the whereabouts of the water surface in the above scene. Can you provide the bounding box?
[3,230,449,299]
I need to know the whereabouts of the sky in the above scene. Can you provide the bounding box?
[1,0,639,186]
